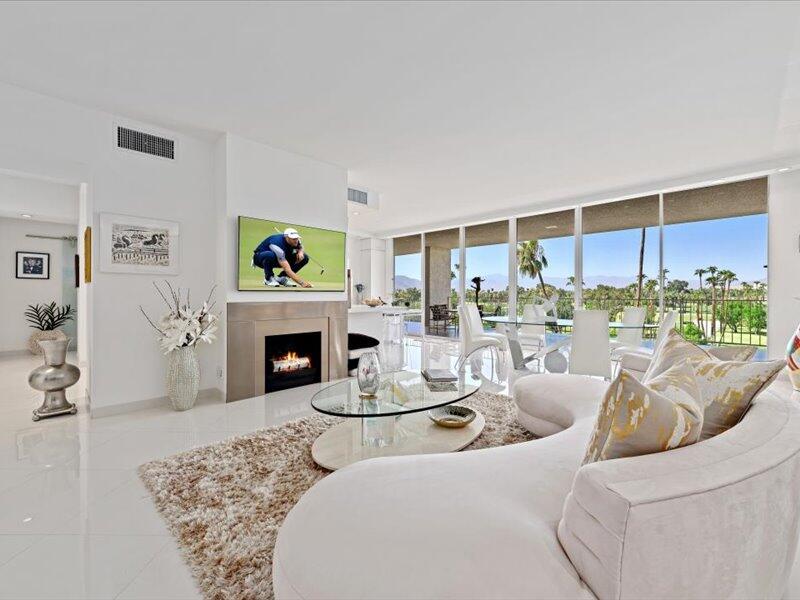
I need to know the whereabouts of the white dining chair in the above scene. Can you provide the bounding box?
[517,304,546,351]
[616,310,678,360]
[609,306,647,361]
[568,309,611,379]
[455,303,506,371]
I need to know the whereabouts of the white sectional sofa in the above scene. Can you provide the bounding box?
[273,372,800,599]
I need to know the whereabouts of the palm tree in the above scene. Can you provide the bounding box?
[693,268,707,330]
[636,227,646,306]
[706,265,719,338]
[517,240,549,298]
[717,269,736,337]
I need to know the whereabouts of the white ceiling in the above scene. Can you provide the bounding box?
[0,171,78,224]
[0,2,799,235]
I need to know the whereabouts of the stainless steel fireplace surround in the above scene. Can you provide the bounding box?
[226,301,348,402]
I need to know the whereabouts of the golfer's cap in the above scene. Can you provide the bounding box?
[284,228,301,240]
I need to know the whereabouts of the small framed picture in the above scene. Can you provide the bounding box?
[99,213,180,275]
[16,251,50,280]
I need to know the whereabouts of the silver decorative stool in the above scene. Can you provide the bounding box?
[28,338,80,421]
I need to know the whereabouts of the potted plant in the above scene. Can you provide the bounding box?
[24,302,74,355]
[140,281,219,411]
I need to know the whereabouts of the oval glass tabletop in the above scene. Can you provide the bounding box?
[311,370,481,418]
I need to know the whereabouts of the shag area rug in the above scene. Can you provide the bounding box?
[138,391,535,600]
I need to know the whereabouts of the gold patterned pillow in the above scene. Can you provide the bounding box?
[583,361,704,465]
[643,329,756,382]
[693,358,785,440]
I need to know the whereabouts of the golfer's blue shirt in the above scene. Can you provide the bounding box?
[254,234,301,262]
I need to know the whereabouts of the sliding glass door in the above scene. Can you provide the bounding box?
[465,221,508,316]
[424,227,460,336]
[582,196,660,327]
[663,178,767,349]
[516,209,575,318]
[393,234,422,335]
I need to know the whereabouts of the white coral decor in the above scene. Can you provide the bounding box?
[140,282,219,354]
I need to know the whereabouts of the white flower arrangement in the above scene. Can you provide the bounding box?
[140,281,219,354]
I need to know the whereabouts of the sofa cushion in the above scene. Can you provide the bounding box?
[513,374,608,437]
[583,361,704,464]
[694,358,785,439]
[643,329,756,382]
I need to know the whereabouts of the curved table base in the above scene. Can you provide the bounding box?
[312,410,485,470]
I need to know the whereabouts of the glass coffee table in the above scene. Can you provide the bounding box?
[310,370,484,470]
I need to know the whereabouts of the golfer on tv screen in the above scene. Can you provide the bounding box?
[252,227,313,288]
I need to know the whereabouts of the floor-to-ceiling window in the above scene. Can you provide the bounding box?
[465,221,508,316]
[424,227,460,337]
[582,196,660,327]
[663,178,768,350]
[516,209,575,318]
[393,233,422,335]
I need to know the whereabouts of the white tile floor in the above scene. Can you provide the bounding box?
[1,342,799,599]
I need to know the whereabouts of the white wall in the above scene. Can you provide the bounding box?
[0,81,222,412]
[0,217,76,352]
[346,233,364,301]
[222,134,348,303]
[768,171,800,359]
[0,172,78,224]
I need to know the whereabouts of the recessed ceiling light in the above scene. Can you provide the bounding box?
[545,225,558,230]
[778,167,791,173]
[20,213,32,219]
[353,211,360,215]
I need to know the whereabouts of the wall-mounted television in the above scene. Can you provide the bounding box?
[237,216,346,291]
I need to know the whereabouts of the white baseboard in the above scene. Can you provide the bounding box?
[90,387,226,419]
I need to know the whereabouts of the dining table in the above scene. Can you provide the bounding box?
[481,315,658,371]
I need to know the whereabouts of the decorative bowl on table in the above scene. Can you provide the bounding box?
[427,405,476,428]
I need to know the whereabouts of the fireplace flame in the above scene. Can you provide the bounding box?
[271,351,311,373]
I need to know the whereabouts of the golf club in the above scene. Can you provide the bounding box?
[272,226,326,274]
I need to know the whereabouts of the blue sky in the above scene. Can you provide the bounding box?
[394,214,767,288]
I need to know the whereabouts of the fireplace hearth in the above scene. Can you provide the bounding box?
[265,331,322,393]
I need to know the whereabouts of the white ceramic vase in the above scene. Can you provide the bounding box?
[167,346,200,411]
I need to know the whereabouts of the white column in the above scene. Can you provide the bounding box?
[658,193,665,321]
[384,237,394,302]
[767,171,800,359]
[574,207,583,309]
[420,232,427,336]
[458,226,466,305]
[507,217,517,318]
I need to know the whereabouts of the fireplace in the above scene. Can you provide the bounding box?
[226,301,347,402]
[265,331,322,393]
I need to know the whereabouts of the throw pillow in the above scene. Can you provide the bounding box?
[643,329,756,382]
[583,360,704,465]
[693,358,785,439]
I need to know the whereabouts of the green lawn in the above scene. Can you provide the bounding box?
[238,217,346,291]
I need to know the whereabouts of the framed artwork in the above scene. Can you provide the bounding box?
[83,226,92,283]
[16,251,50,280]
[99,213,180,275]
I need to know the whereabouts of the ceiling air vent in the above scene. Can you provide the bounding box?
[116,126,175,160]
[348,188,368,205]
